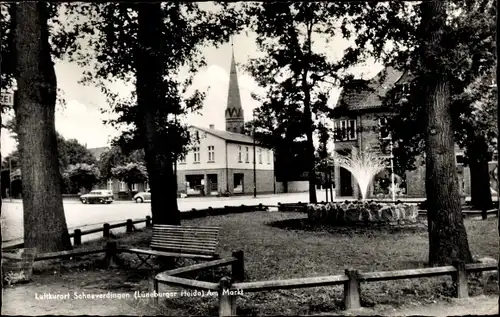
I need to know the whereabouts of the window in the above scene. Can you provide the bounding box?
[144,182,149,191]
[193,147,200,163]
[245,147,249,163]
[208,145,215,162]
[258,148,262,164]
[340,120,347,140]
[238,146,242,162]
[107,180,113,191]
[348,120,357,140]
[335,120,357,141]
[267,150,271,164]
[119,181,126,192]
[378,117,391,140]
[131,183,138,191]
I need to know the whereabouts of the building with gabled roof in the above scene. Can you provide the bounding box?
[331,66,475,198]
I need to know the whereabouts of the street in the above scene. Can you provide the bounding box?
[1,192,319,246]
[1,192,477,247]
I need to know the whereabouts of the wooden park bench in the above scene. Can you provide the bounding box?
[122,224,220,269]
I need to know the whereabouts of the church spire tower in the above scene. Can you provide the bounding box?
[225,38,245,134]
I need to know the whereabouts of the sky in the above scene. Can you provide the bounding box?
[0,5,384,158]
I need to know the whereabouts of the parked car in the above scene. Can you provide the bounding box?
[80,190,114,204]
[133,189,151,203]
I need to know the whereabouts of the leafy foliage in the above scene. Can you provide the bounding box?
[243,2,364,201]
[340,1,496,176]
[110,162,148,191]
[56,3,243,157]
[98,146,145,180]
[65,163,100,192]
[245,92,310,182]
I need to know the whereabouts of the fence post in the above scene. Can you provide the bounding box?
[218,277,236,317]
[126,219,133,233]
[481,208,487,220]
[278,202,281,211]
[145,216,152,227]
[452,261,468,298]
[344,269,361,310]
[258,203,263,211]
[103,223,110,238]
[152,276,159,306]
[231,250,245,282]
[73,229,82,246]
[105,241,117,268]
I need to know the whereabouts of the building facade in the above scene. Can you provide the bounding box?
[331,67,487,198]
[176,126,275,196]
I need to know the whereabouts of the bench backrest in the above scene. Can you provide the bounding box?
[151,225,220,256]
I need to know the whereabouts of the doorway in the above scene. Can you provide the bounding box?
[234,173,244,193]
[207,174,218,195]
[339,167,353,197]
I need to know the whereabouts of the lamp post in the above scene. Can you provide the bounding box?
[389,133,396,203]
[253,109,257,198]
[331,133,336,201]
[320,117,329,203]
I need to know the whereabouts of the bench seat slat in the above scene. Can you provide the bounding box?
[151,242,217,251]
[152,236,218,243]
[150,241,216,251]
[153,225,220,230]
[153,230,219,236]
[153,227,219,233]
[153,232,219,240]
[151,239,218,248]
[146,225,221,259]
[153,231,219,238]
[124,248,215,259]
[151,244,216,255]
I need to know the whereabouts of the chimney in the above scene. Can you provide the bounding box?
[209,124,215,129]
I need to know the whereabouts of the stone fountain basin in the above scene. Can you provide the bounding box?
[307,201,419,225]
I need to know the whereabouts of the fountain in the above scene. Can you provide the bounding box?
[332,147,387,201]
[306,147,419,226]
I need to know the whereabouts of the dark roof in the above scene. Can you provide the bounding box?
[192,126,265,146]
[336,67,406,112]
[87,146,109,161]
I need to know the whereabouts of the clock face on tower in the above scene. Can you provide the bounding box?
[226,108,243,119]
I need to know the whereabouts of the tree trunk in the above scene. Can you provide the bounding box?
[467,136,493,211]
[302,82,317,203]
[0,18,3,291]
[136,3,180,225]
[13,2,72,252]
[421,0,472,266]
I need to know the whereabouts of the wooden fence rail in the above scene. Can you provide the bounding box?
[153,250,245,306]
[153,258,497,317]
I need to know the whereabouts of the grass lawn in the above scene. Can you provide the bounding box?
[4,211,498,316]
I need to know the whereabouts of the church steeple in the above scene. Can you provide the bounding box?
[225,39,245,134]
